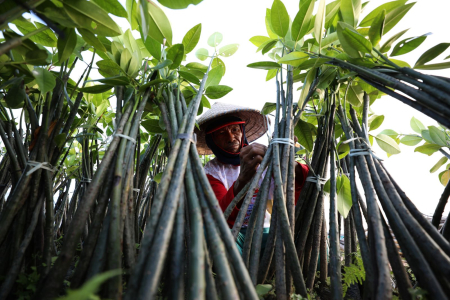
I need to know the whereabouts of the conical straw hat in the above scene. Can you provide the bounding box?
[194,102,269,155]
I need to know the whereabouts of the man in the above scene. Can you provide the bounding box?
[195,102,309,253]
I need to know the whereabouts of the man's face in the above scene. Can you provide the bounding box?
[211,124,243,153]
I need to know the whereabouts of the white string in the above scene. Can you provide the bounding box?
[80,177,92,183]
[270,138,295,147]
[26,161,57,176]
[133,188,140,194]
[343,136,383,161]
[306,175,327,191]
[115,133,136,145]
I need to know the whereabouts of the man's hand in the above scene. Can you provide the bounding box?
[234,143,267,195]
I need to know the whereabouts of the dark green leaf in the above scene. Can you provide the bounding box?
[379,28,409,53]
[342,27,373,57]
[205,85,233,99]
[144,36,162,60]
[79,85,113,94]
[25,49,49,65]
[294,119,314,152]
[291,0,314,42]
[57,28,77,63]
[141,118,165,133]
[298,67,317,108]
[414,143,441,156]
[271,0,290,37]
[13,17,57,47]
[346,83,364,107]
[340,0,362,28]
[32,68,56,95]
[139,79,170,92]
[368,9,385,46]
[247,61,281,70]
[166,44,184,69]
[316,68,336,89]
[182,23,201,54]
[414,62,450,70]
[91,0,127,18]
[5,81,25,109]
[97,59,121,77]
[178,71,200,85]
[359,0,407,26]
[391,34,428,56]
[369,115,384,131]
[87,76,130,85]
[415,43,450,67]
[261,102,277,115]
[152,59,173,70]
[256,38,278,53]
[78,28,107,53]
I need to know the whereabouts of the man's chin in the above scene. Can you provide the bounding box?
[224,147,240,153]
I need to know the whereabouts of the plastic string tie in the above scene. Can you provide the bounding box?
[177,133,197,144]
[343,136,383,161]
[80,177,92,183]
[133,188,140,194]
[26,161,57,176]
[306,175,327,191]
[270,138,295,147]
[115,133,136,145]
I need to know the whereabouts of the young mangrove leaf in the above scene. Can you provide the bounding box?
[205,65,223,88]
[414,62,450,70]
[182,23,201,54]
[415,43,450,67]
[368,115,385,131]
[156,0,203,10]
[247,61,281,70]
[261,102,277,115]
[87,76,130,86]
[294,119,314,152]
[400,135,422,146]
[359,0,407,26]
[346,83,364,107]
[336,175,352,218]
[291,0,314,42]
[207,32,223,47]
[32,68,56,95]
[265,8,278,39]
[91,0,127,18]
[145,0,173,46]
[340,0,362,28]
[374,133,401,154]
[342,27,373,57]
[152,59,173,70]
[391,34,429,56]
[271,0,290,37]
[383,2,415,34]
[430,157,448,173]
[298,67,317,108]
[195,48,208,61]
[379,28,409,53]
[325,0,341,29]
[141,119,165,133]
[410,116,426,134]
[178,71,200,85]
[166,43,184,69]
[277,51,309,67]
[414,143,441,156]
[218,44,239,57]
[79,85,113,94]
[428,126,448,147]
[266,69,277,81]
[314,0,326,48]
[57,28,77,63]
[204,85,233,99]
[78,29,107,53]
[249,36,271,47]
[368,9,385,46]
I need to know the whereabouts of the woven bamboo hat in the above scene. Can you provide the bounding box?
[195,102,269,155]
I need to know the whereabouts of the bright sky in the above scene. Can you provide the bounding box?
[138,0,450,216]
[10,0,450,216]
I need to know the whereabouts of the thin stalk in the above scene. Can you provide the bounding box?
[432,179,450,229]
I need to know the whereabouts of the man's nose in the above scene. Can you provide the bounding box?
[225,130,235,142]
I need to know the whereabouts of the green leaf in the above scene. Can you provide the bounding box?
[139,79,170,91]
[195,48,209,61]
[369,115,384,131]
[415,43,450,67]
[145,0,173,46]
[375,133,401,154]
[256,284,273,297]
[342,27,373,57]
[271,0,290,37]
[186,62,208,73]
[201,94,210,108]
[205,65,223,88]
[78,28,107,53]
[298,67,317,108]
[208,32,223,47]
[421,130,434,144]
[56,270,121,300]
[294,119,314,152]
[317,68,337,89]
[256,38,278,53]
[91,0,127,18]
[247,61,281,70]
[64,0,121,36]
[261,102,277,115]
[57,28,77,63]
[123,29,141,58]
[391,34,428,56]
[182,23,201,54]
[13,18,57,47]
[325,0,341,29]
[379,28,409,53]
[97,59,122,77]
[400,135,422,146]
[266,69,278,81]
[144,36,161,60]
[414,143,441,156]
[410,117,425,134]
[340,0,362,28]
[429,126,448,147]
[249,36,271,47]
[32,68,56,95]
[141,118,165,133]
[383,2,415,34]
[368,9,385,46]
[178,71,200,85]
[205,85,233,99]
[414,62,450,70]
[430,157,448,173]
[346,83,364,107]
[166,43,184,69]
[337,175,353,218]
[156,0,203,9]
[79,85,113,94]
[314,0,326,47]
[359,0,407,26]
[291,0,314,42]
[218,44,239,57]
[87,76,130,85]
[5,81,26,109]
[212,58,226,76]
[277,51,309,67]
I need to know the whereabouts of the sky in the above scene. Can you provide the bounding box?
[8,0,450,217]
[140,0,450,217]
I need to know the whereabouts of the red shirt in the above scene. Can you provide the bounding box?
[207,162,309,228]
